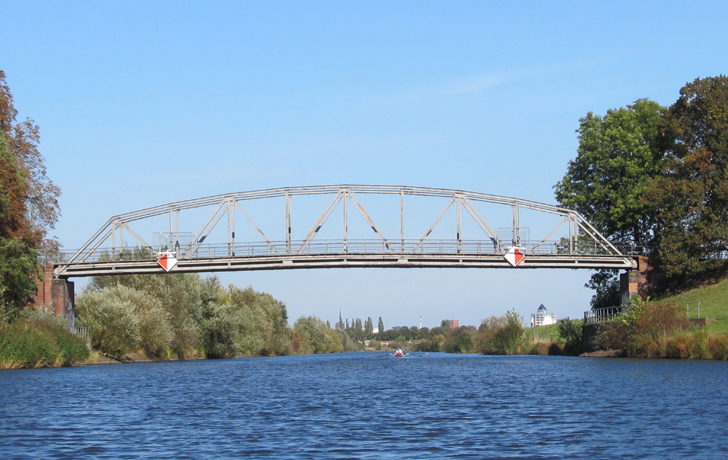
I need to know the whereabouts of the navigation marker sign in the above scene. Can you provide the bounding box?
[504,247,525,267]
[157,252,178,272]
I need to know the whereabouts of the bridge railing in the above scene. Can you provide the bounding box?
[72,326,90,342]
[584,306,626,325]
[58,238,642,264]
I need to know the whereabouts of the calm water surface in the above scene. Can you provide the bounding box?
[1,353,727,459]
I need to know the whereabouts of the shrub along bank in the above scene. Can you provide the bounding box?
[408,285,728,360]
[408,310,575,356]
[592,298,728,359]
[75,272,361,361]
[0,308,89,368]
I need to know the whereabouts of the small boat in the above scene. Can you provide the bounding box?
[394,348,405,358]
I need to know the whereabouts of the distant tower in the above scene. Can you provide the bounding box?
[419,316,422,329]
[336,310,345,330]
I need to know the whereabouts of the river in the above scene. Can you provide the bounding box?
[1,353,726,459]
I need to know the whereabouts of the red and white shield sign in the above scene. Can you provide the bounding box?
[157,252,178,272]
[504,247,525,267]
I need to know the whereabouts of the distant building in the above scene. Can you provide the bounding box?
[530,304,557,327]
[447,320,460,329]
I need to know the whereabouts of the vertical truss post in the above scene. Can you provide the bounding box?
[512,203,520,247]
[228,199,235,256]
[343,188,349,253]
[286,190,292,255]
[174,209,180,253]
[400,189,405,253]
[569,214,576,254]
[456,194,463,253]
[112,220,117,257]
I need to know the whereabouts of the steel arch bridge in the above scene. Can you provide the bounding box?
[53,185,637,278]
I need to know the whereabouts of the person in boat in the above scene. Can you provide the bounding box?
[395,348,404,357]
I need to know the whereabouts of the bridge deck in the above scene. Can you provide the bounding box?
[54,238,637,277]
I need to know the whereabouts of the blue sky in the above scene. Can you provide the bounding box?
[2,1,727,328]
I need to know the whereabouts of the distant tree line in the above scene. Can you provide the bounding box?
[555,75,728,305]
[378,311,580,356]
[335,315,378,342]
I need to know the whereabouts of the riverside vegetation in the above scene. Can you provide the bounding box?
[3,72,728,366]
[590,285,728,359]
[0,307,89,368]
[375,312,583,356]
[0,69,80,368]
[383,291,728,360]
[75,272,364,361]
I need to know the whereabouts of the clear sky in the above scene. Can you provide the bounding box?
[2,1,726,328]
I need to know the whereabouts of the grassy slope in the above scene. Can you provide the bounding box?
[653,279,728,334]
[527,278,728,341]
[525,323,561,342]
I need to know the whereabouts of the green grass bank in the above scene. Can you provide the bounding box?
[0,311,89,369]
[653,279,728,334]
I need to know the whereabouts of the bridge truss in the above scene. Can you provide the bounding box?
[54,185,637,278]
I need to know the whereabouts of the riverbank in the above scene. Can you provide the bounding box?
[0,315,89,369]
[580,349,624,358]
[82,351,209,365]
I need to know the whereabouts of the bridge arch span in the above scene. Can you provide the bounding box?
[54,185,637,278]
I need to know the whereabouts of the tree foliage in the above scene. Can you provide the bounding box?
[0,70,61,262]
[78,273,297,359]
[593,297,697,358]
[646,76,728,289]
[584,270,621,309]
[556,318,583,355]
[555,99,666,307]
[555,98,666,245]
[0,236,39,321]
[0,70,61,321]
[492,310,525,355]
[293,316,339,354]
[444,326,478,353]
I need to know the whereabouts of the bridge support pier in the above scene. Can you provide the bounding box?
[620,256,650,305]
[34,264,75,323]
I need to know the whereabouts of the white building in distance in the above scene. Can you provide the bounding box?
[530,304,557,327]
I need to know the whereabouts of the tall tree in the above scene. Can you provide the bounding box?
[646,76,728,289]
[353,318,363,342]
[0,70,62,320]
[364,317,374,339]
[555,98,665,244]
[0,70,61,262]
[554,99,666,307]
[378,317,384,335]
[0,135,39,320]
